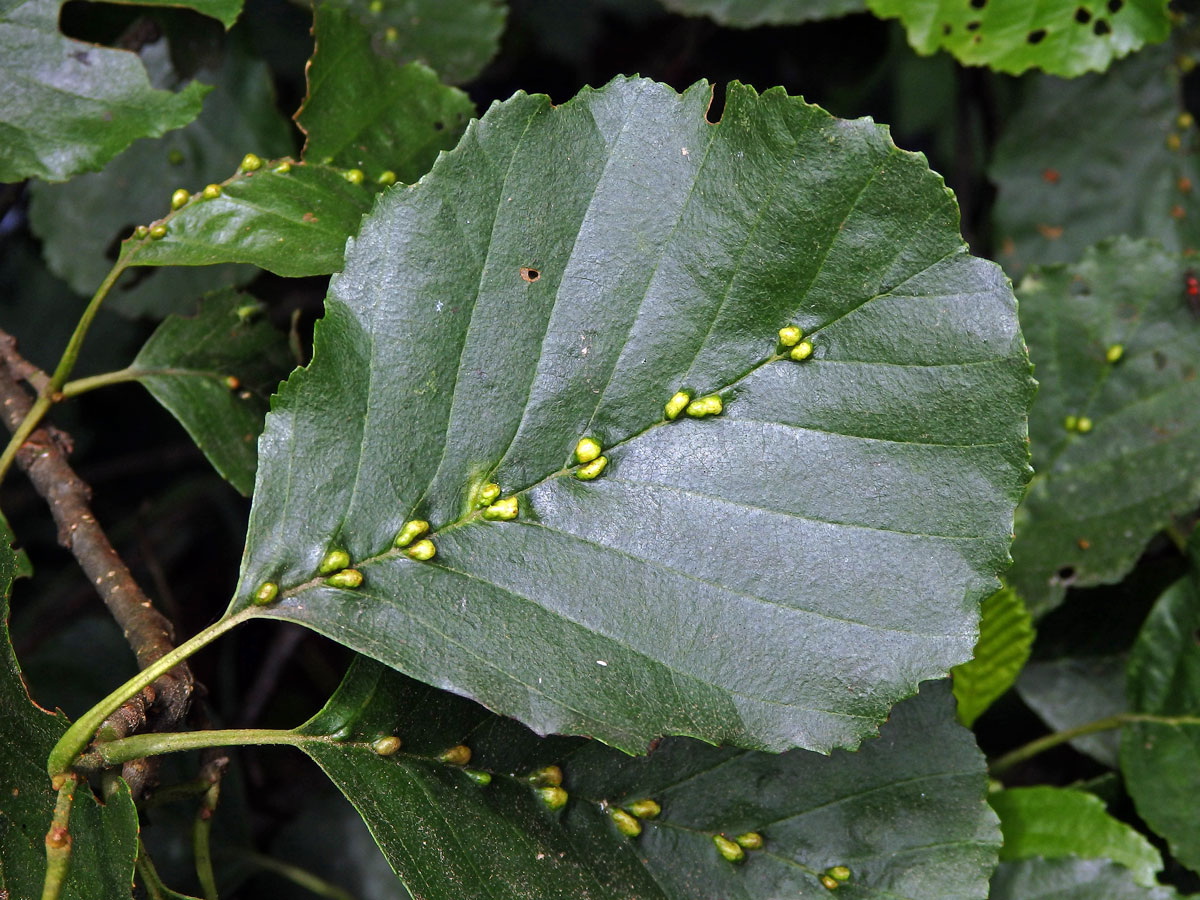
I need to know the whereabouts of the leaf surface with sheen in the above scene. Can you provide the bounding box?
[294,663,998,900]
[1017,655,1127,767]
[989,858,1179,900]
[232,77,1033,754]
[951,586,1034,727]
[659,0,865,26]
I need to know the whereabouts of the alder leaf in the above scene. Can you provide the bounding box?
[232,76,1033,754]
[658,0,866,27]
[989,858,1179,900]
[1008,238,1200,617]
[866,0,1171,78]
[951,586,1034,727]
[294,663,999,900]
[1017,655,1127,767]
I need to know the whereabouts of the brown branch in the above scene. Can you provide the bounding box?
[0,332,193,783]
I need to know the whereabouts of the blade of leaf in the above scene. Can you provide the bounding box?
[322,0,506,85]
[233,76,1034,754]
[131,288,295,495]
[865,0,1170,78]
[1008,237,1200,617]
[295,664,998,900]
[28,47,293,317]
[1120,569,1200,875]
[1016,655,1127,768]
[658,0,866,26]
[0,0,209,183]
[991,44,1200,279]
[989,786,1162,887]
[989,858,1179,900]
[0,549,139,900]
[952,586,1034,727]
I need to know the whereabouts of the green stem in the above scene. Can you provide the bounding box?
[239,852,359,900]
[0,259,129,484]
[41,774,78,900]
[194,781,221,900]
[47,610,251,778]
[61,366,225,399]
[990,712,1200,775]
[88,727,307,769]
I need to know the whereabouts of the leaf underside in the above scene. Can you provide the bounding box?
[235,76,1033,754]
[299,664,999,900]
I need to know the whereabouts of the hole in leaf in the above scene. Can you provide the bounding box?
[520,267,540,282]
[970,0,987,7]
[1075,7,1092,23]
[943,22,952,34]
[433,120,445,131]
[966,19,981,30]
[1108,0,1123,12]
[705,82,726,124]
[1093,18,1111,34]
[1027,29,1047,43]
[1056,566,1076,582]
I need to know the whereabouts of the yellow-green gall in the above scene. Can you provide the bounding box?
[789,340,814,361]
[575,437,602,464]
[735,832,763,850]
[319,549,351,575]
[438,744,471,766]
[1076,416,1094,433]
[527,765,563,787]
[326,568,363,589]
[477,482,501,507]
[344,168,365,185]
[610,809,642,837]
[483,497,518,520]
[625,799,660,819]
[273,161,292,174]
[1181,112,1195,129]
[202,183,222,200]
[465,769,492,786]
[367,0,382,11]
[253,582,279,605]
[1105,343,1124,363]
[394,519,429,548]
[384,25,398,41]
[778,325,802,347]
[1064,415,1078,431]
[665,391,690,420]
[240,153,263,172]
[820,874,840,890]
[377,170,397,186]
[133,225,149,240]
[576,456,608,481]
[712,834,744,863]
[686,395,722,418]
[170,188,189,210]
[149,225,168,240]
[828,866,851,882]
[372,735,402,756]
[536,786,568,810]
[405,539,436,561]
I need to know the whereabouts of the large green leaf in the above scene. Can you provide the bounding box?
[991,45,1200,278]
[294,663,998,900]
[989,786,1162,886]
[989,858,1178,900]
[231,77,1033,754]
[658,0,866,27]
[327,0,506,85]
[1121,571,1200,874]
[28,48,293,317]
[0,555,140,899]
[297,4,476,175]
[866,0,1171,77]
[1017,655,1127,767]
[951,586,1034,727]
[0,0,209,183]
[131,288,295,495]
[1009,238,1200,617]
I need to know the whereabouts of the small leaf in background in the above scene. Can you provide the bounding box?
[866,0,1171,77]
[295,664,998,900]
[1017,655,1127,768]
[131,288,294,495]
[989,786,1163,887]
[1121,569,1200,875]
[0,0,211,183]
[0,559,140,900]
[329,0,506,85]
[233,76,1034,754]
[991,45,1200,279]
[28,48,293,317]
[1008,238,1200,617]
[296,4,475,177]
[658,0,866,27]
[952,586,1034,727]
[989,858,1179,900]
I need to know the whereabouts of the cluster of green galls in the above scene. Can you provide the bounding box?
[1063,343,1123,434]
[132,153,394,244]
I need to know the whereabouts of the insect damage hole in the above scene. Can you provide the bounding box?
[520,267,540,282]
[1027,28,1047,44]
